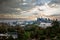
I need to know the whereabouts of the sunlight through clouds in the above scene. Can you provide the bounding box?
[0,0,60,17]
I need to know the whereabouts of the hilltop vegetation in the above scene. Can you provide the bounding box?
[0,20,60,40]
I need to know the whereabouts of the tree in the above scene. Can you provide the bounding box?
[7,36,14,40]
[52,19,60,27]
[0,23,9,33]
[16,26,25,40]
[24,32,31,40]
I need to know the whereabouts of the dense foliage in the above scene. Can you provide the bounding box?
[0,20,60,40]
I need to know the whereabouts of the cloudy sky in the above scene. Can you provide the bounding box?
[0,0,60,16]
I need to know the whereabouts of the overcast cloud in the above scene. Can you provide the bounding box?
[0,0,60,16]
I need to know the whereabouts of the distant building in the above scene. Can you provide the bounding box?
[0,17,52,27]
[37,18,52,28]
[39,22,52,28]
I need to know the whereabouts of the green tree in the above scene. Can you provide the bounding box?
[24,32,31,40]
[52,19,60,27]
[16,26,25,40]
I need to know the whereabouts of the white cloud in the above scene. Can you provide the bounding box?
[20,3,60,16]
[23,0,26,2]
[14,8,22,11]
[39,3,60,16]
[32,3,36,5]
[22,3,28,5]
